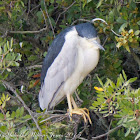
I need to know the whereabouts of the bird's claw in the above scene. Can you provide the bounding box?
[67,108,92,124]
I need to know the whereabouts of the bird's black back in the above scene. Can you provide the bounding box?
[41,26,73,84]
[41,23,97,84]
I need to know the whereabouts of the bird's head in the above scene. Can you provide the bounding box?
[75,23,105,51]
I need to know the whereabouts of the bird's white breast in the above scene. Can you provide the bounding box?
[63,37,100,95]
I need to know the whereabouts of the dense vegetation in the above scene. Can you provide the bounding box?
[0,0,139,139]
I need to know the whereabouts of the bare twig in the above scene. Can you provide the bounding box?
[71,19,91,25]
[72,126,88,140]
[26,65,42,70]
[30,4,41,13]
[43,0,55,37]
[9,27,47,34]
[102,36,108,47]
[55,1,76,26]
[40,114,67,123]
[2,80,43,139]
[94,111,109,130]
[75,91,83,103]
[92,124,122,140]
[92,18,121,37]
[133,0,140,3]
[27,0,31,17]
[40,8,48,28]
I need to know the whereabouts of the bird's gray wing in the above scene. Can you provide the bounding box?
[39,29,78,110]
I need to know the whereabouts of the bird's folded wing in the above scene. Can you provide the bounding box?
[39,33,78,110]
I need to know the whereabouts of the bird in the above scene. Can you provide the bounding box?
[39,22,105,123]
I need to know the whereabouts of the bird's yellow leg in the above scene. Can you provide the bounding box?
[71,96,92,124]
[67,94,73,121]
[67,95,92,124]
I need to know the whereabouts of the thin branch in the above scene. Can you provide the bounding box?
[75,91,83,103]
[43,0,55,37]
[94,111,109,130]
[30,4,41,13]
[2,80,43,139]
[27,0,31,17]
[92,124,122,140]
[9,27,47,34]
[72,126,88,140]
[133,0,140,3]
[55,1,76,26]
[102,36,108,47]
[40,114,67,123]
[40,8,48,28]
[71,19,91,25]
[26,65,42,70]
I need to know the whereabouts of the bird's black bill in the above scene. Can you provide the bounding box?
[92,40,105,51]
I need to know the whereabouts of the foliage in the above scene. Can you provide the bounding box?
[116,29,140,52]
[0,94,34,140]
[91,71,140,139]
[0,38,22,72]
[0,0,139,139]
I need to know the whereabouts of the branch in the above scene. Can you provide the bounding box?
[26,65,42,70]
[55,1,76,25]
[40,114,67,123]
[72,126,88,140]
[43,0,55,37]
[92,124,122,140]
[2,80,43,139]
[9,27,47,34]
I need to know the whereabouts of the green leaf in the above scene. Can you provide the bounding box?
[113,62,121,68]
[0,126,7,132]
[122,70,127,81]
[135,131,140,140]
[87,0,92,3]
[116,17,126,24]
[134,30,140,36]
[20,107,24,117]
[97,0,104,8]
[15,53,22,61]
[2,101,6,108]
[125,127,131,137]
[6,111,10,118]
[125,45,130,52]
[137,20,140,25]
[128,77,137,83]
[16,108,20,118]
[119,22,128,32]
[107,86,114,93]
[4,44,7,53]
[96,75,104,87]
[11,111,16,118]
[0,113,4,120]
[0,47,2,55]
[109,10,114,22]
[10,38,13,48]
[117,77,122,88]
[36,11,43,23]
[11,61,19,67]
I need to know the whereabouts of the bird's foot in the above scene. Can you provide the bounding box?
[67,108,92,124]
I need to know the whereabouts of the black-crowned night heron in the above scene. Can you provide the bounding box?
[39,22,104,123]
